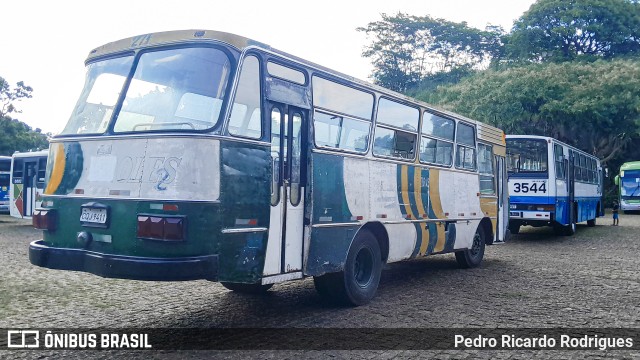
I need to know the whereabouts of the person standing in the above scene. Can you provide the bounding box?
[612,200,620,226]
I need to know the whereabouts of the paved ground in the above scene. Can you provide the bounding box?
[0,211,638,358]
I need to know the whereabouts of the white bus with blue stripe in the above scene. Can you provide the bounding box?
[506,135,604,235]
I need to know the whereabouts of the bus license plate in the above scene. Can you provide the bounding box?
[80,207,107,224]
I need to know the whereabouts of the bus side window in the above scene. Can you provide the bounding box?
[478,143,495,194]
[12,159,24,182]
[455,122,476,171]
[554,144,565,179]
[36,158,47,189]
[372,98,419,160]
[420,112,454,167]
[229,55,262,139]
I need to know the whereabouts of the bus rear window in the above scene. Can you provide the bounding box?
[507,138,548,173]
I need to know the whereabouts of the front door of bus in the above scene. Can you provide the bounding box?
[22,161,38,217]
[495,155,509,242]
[264,102,306,276]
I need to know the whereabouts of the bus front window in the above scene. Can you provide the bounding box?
[621,175,640,197]
[63,56,134,135]
[62,47,232,135]
[114,47,231,132]
[506,138,548,173]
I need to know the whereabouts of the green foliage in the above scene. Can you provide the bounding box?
[357,13,503,92]
[505,0,640,62]
[0,76,49,155]
[420,59,640,164]
[0,76,33,118]
[0,117,49,156]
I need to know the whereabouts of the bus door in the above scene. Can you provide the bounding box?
[495,155,509,242]
[264,102,307,276]
[567,151,576,225]
[23,161,38,217]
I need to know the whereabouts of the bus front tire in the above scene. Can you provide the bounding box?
[508,223,520,235]
[562,221,577,236]
[587,218,596,227]
[455,225,486,269]
[313,230,382,306]
[220,282,273,294]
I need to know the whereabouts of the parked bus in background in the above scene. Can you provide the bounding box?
[10,150,49,219]
[614,161,640,213]
[0,156,11,213]
[29,30,509,306]
[506,135,604,236]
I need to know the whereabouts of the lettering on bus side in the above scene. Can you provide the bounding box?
[116,156,182,188]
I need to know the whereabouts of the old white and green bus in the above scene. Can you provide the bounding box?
[30,30,509,305]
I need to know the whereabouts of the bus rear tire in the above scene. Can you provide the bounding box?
[313,229,382,306]
[220,282,273,293]
[587,218,596,227]
[455,225,485,269]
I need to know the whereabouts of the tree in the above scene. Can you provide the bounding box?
[421,59,640,164]
[505,0,640,62]
[0,76,48,155]
[0,76,33,118]
[358,13,503,92]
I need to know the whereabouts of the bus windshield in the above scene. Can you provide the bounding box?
[62,47,232,135]
[621,171,640,197]
[506,138,548,173]
[0,173,8,187]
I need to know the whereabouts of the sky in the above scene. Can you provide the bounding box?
[1,0,535,135]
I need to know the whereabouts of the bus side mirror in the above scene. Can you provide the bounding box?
[604,168,609,178]
[614,175,619,186]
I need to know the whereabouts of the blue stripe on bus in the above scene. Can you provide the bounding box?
[510,196,554,205]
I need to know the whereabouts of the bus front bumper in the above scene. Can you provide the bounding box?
[509,211,551,221]
[29,240,218,281]
[620,201,640,211]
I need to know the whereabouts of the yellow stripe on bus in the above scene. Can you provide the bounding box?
[414,168,429,256]
[429,169,446,253]
[44,143,65,195]
[400,165,424,256]
[480,197,498,236]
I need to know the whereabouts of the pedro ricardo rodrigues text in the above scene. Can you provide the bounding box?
[454,334,634,350]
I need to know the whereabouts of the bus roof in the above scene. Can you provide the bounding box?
[84,30,505,147]
[0,156,11,161]
[12,150,49,159]
[620,161,640,171]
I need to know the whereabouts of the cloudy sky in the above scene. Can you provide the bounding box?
[1,0,535,134]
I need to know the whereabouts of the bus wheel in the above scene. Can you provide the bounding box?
[508,223,520,235]
[562,221,577,236]
[587,218,596,227]
[314,230,382,306]
[220,282,273,294]
[455,225,486,268]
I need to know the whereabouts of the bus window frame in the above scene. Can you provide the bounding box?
[372,96,420,162]
[227,53,265,141]
[419,111,456,168]
[454,121,478,172]
[312,108,371,155]
[266,60,307,86]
